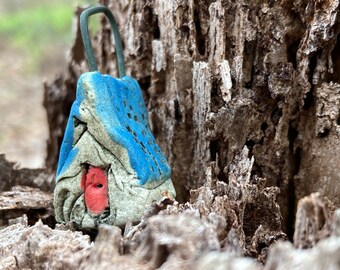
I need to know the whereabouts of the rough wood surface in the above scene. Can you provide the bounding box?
[44,0,340,237]
[0,186,53,227]
[0,154,338,269]
[0,156,338,269]
[12,0,340,268]
[0,221,91,269]
[0,155,53,193]
[0,156,54,228]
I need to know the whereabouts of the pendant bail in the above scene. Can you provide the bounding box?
[80,5,126,77]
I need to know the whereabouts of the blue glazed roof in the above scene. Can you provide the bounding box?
[57,72,171,185]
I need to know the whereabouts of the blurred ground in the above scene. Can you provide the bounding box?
[0,0,95,168]
[0,46,47,168]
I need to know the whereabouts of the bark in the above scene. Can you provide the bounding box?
[44,0,340,236]
[0,154,338,269]
[0,155,54,228]
[4,0,337,268]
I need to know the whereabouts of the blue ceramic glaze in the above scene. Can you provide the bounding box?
[57,72,171,185]
[56,83,83,176]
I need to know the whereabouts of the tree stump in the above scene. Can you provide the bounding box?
[23,0,340,268]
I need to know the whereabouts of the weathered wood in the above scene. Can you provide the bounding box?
[0,221,91,269]
[44,0,340,232]
[0,156,337,268]
[36,0,340,268]
[0,191,339,269]
[0,186,53,225]
[0,155,53,192]
[0,156,54,228]
[293,193,332,249]
[265,214,340,270]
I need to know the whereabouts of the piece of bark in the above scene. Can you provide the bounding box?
[189,147,285,262]
[193,251,262,270]
[0,155,53,192]
[0,186,52,211]
[293,193,331,248]
[0,186,53,227]
[0,221,91,269]
[0,155,54,227]
[264,196,339,270]
[79,225,150,270]
[332,209,340,237]
[264,236,340,270]
[295,82,340,206]
[134,213,220,269]
[0,256,17,270]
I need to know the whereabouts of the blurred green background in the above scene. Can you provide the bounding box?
[0,0,97,168]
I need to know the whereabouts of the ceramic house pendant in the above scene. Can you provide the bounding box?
[54,6,176,228]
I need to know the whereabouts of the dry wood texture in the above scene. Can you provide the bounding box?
[0,155,339,268]
[2,0,338,268]
[45,0,340,234]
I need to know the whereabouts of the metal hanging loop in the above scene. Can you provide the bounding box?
[80,5,126,77]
